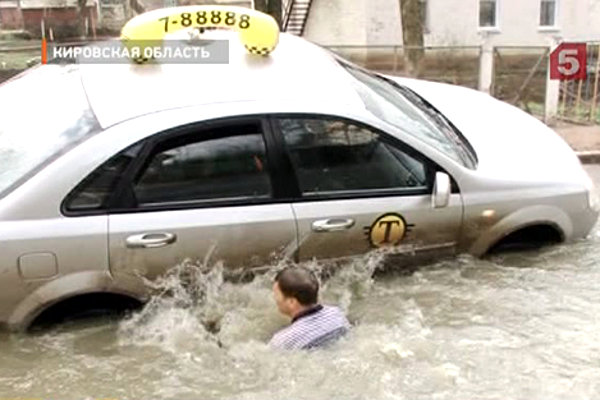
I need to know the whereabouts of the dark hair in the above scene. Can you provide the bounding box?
[275,267,319,306]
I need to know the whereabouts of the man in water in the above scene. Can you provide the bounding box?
[269,267,350,350]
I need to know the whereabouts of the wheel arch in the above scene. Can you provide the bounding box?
[8,271,148,331]
[468,205,572,257]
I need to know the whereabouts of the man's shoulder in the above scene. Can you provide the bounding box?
[316,305,349,321]
[269,304,350,350]
[321,305,345,314]
[294,304,350,332]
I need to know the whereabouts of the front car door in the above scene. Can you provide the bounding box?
[65,117,297,280]
[271,115,464,264]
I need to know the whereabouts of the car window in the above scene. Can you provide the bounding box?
[134,122,271,206]
[276,118,428,196]
[63,143,143,213]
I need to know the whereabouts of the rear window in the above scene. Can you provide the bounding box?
[0,65,101,198]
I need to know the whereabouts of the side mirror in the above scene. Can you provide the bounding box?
[432,172,451,208]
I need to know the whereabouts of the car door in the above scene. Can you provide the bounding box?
[271,115,463,262]
[89,117,297,280]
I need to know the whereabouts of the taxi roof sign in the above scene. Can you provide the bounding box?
[120,5,280,63]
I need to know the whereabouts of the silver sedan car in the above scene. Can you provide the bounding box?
[0,33,597,331]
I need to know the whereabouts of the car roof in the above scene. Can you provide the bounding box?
[80,33,367,128]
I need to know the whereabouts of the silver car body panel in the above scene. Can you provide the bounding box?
[0,217,107,329]
[109,204,297,279]
[0,33,597,330]
[293,194,463,261]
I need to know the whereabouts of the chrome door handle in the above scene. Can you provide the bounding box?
[125,232,177,249]
[312,218,355,232]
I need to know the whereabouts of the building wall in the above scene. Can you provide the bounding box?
[0,7,24,29]
[365,0,402,45]
[303,0,600,46]
[22,6,97,37]
[425,0,600,47]
[303,0,368,45]
[562,0,600,41]
[140,0,251,11]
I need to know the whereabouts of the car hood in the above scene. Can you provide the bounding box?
[388,76,585,183]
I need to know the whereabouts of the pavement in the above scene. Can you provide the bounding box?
[552,123,600,164]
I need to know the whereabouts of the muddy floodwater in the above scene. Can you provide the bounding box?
[2,167,600,400]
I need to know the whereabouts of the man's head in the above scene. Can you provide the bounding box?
[273,267,319,318]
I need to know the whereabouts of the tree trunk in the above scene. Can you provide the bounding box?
[267,0,282,29]
[16,0,24,30]
[254,0,268,12]
[77,0,87,38]
[400,0,424,76]
[255,0,282,29]
[130,0,146,14]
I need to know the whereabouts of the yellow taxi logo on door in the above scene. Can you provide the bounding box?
[367,213,407,247]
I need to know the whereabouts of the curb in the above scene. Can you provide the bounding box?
[577,151,600,164]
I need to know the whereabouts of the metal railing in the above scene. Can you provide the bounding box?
[282,0,293,31]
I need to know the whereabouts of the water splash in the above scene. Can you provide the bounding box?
[117,249,391,352]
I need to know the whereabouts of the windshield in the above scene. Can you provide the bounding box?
[338,60,477,169]
[0,65,101,198]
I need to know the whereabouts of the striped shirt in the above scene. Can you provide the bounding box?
[269,305,350,350]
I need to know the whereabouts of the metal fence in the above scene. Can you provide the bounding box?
[492,46,549,117]
[325,45,480,89]
[558,43,600,124]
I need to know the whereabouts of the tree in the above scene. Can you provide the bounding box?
[255,0,282,28]
[77,0,87,38]
[400,0,424,76]
[16,0,23,30]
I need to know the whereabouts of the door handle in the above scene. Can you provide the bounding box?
[312,218,355,232]
[125,232,177,249]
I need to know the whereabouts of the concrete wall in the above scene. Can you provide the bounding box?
[303,0,600,46]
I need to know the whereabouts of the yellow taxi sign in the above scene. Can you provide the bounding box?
[120,5,280,62]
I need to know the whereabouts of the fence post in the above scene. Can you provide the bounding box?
[590,44,600,123]
[544,36,561,124]
[478,35,494,94]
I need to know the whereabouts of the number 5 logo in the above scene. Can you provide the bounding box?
[550,43,587,80]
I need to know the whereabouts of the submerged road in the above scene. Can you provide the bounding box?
[1,166,600,400]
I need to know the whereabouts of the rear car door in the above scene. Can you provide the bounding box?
[68,117,297,279]
[271,116,463,262]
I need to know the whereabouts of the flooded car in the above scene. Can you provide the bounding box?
[0,26,598,331]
